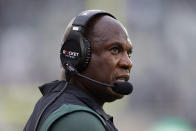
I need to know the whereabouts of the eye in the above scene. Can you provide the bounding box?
[127,52,131,58]
[110,46,121,55]
[127,50,133,58]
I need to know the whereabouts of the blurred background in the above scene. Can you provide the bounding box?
[0,0,196,131]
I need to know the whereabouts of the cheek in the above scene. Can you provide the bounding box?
[91,53,118,82]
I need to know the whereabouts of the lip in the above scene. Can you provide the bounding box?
[115,74,130,82]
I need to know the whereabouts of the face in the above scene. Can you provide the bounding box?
[82,15,133,103]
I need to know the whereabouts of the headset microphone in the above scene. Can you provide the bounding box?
[76,72,133,95]
[113,82,133,95]
[66,63,133,95]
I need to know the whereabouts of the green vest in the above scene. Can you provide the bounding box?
[40,104,106,131]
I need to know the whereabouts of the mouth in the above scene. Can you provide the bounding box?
[115,75,129,82]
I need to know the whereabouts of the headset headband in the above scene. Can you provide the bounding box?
[72,10,116,27]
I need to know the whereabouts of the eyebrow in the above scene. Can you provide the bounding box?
[110,42,133,53]
[111,42,123,48]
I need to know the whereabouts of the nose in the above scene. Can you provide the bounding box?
[119,53,133,70]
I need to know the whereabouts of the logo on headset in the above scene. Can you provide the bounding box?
[63,50,79,59]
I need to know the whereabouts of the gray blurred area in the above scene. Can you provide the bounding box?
[127,0,196,130]
[0,0,196,131]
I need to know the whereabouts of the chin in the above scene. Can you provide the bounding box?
[114,92,124,99]
[105,92,124,102]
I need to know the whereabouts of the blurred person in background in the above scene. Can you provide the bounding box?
[24,10,133,131]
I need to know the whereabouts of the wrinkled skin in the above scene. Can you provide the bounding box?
[71,15,133,106]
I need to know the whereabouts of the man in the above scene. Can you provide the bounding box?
[24,10,133,131]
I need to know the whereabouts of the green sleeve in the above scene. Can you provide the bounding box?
[49,111,106,131]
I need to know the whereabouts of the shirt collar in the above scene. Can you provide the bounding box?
[39,80,114,122]
[66,83,114,122]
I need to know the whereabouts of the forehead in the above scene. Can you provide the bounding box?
[91,15,132,49]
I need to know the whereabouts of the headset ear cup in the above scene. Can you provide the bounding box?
[77,38,91,72]
[60,29,82,71]
[84,39,91,69]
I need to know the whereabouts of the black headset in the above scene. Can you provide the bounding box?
[60,10,116,80]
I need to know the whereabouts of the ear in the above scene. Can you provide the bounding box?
[60,67,66,80]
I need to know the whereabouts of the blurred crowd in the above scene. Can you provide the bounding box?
[0,0,196,130]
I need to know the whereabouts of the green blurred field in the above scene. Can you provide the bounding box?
[0,84,41,131]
